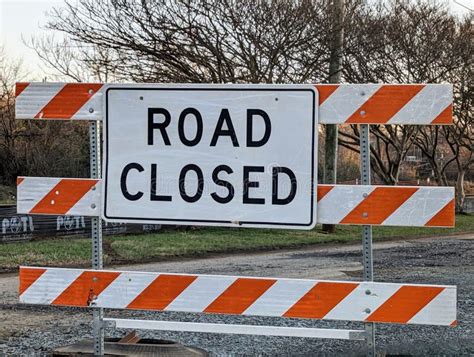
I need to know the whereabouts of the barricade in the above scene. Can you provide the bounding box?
[15,82,456,356]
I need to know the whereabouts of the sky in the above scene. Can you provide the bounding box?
[0,0,64,80]
[0,0,472,81]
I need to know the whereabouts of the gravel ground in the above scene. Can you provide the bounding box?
[1,234,473,356]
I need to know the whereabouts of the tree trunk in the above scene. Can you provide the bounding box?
[322,0,344,234]
[456,169,466,213]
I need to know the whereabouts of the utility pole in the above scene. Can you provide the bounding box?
[323,0,344,233]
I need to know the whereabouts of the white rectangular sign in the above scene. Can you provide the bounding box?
[103,85,317,229]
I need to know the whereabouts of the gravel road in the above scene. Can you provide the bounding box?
[1,234,473,356]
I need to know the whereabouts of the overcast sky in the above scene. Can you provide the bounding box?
[0,0,471,81]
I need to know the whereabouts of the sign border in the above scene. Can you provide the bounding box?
[103,85,317,229]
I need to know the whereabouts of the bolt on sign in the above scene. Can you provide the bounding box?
[103,85,318,229]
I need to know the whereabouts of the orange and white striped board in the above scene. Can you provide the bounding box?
[15,82,452,124]
[15,82,104,121]
[16,177,455,227]
[316,84,452,125]
[317,184,455,227]
[16,177,100,217]
[19,267,457,326]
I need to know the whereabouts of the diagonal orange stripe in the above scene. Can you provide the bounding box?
[127,274,197,310]
[317,185,334,202]
[15,82,29,97]
[16,177,25,186]
[284,282,358,319]
[425,199,455,227]
[35,83,103,119]
[431,104,453,124]
[345,85,425,124]
[315,85,339,105]
[30,179,98,215]
[52,271,120,307]
[366,286,444,324]
[340,187,418,225]
[19,267,47,295]
[450,320,457,326]
[204,278,276,314]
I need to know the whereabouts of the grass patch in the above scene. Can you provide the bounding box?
[0,238,92,271]
[0,214,472,271]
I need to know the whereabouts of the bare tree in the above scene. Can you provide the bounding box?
[27,36,120,82]
[340,0,472,191]
[0,46,90,186]
[38,0,346,84]
[413,126,451,186]
[339,125,418,184]
[444,60,473,211]
[26,0,472,208]
[0,46,28,184]
[410,14,473,210]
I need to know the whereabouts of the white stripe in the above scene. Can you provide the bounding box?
[15,83,65,119]
[388,85,452,124]
[317,185,375,224]
[382,187,453,226]
[319,84,381,124]
[66,181,101,216]
[243,280,315,316]
[94,272,157,309]
[17,177,61,214]
[165,276,236,312]
[72,89,104,120]
[20,268,82,304]
[324,283,400,322]
[408,287,456,326]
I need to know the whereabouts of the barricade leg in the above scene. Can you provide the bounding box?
[360,124,376,356]
[90,121,104,355]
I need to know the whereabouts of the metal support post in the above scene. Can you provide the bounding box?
[360,124,375,356]
[90,121,104,355]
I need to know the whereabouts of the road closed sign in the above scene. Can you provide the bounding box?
[103,85,317,229]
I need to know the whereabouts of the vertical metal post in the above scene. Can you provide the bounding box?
[360,124,375,356]
[90,121,104,355]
